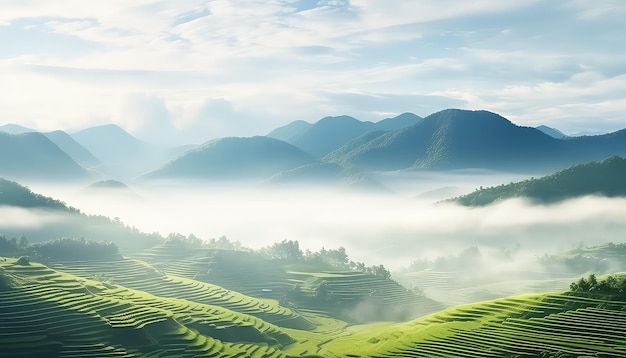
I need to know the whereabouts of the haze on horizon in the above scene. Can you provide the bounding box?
[1,1,625,144]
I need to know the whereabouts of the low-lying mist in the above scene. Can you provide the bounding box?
[25,171,626,276]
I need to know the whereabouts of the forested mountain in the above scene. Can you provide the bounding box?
[326,109,626,172]
[288,115,377,158]
[270,113,422,159]
[142,136,318,180]
[453,156,626,206]
[0,132,87,180]
[374,112,422,131]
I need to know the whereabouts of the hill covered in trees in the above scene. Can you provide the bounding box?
[453,156,626,206]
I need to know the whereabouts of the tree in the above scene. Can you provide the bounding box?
[264,240,303,261]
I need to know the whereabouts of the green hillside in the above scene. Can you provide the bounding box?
[4,240,626,357]
[142,136,318,180]
[454,156,626,206]
[0,178,160,249]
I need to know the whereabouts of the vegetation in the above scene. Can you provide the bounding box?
[0,178,77,211]
[570,273,626,298]
[32,237,120,260]
[454,156,626,206]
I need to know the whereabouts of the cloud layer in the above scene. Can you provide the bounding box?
[1,1,625,142]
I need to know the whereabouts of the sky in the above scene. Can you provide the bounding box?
[1,0,625,144]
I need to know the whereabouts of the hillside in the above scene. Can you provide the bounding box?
[321,289,626,357]
[375,112,422,131]
[43,130,101,169]
[288,115,376,158]
[273,113,422,159]
[325,109,564,171]
[0,178,160,249]
[266,120,312,142]
[454,156,626,206]
[0,178,74,211]
[3,248,626,357]
[325,109,626,172]
[142,136,318,180]
[0,132,87,181]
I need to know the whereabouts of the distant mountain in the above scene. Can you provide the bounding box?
[374,112,422,131]
[453,156,626,206]
[267,120,312,142]
[72,124,165,179]
[288,115,376,158]
[43,130,101,169]
[0,123,35,134]
[326,109,564,171]
[270,113,423,159]
[536,125,567,139]
[0,132,87,180]
[142,136,318,180]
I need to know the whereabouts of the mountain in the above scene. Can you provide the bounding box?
[288,115,377,158]
[326,109,626,172]
[0,132,87,180]
[326,109,565,171]
[269,113,423,159]
[72,124,163,179]
[266,120,312,142]
[142,136,318,180]
[374,112,422,131]
[0,177,72,210]
[453,156,626,206]
[43,130,101,169]
[0,123,35,134]
[536,124,567,139]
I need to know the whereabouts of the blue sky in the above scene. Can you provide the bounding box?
[1,0,625,144]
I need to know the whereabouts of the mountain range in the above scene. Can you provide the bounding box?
[3,108,626,183]
[325,109,626,172]
[268,112,422,158]
[0,132,87,181]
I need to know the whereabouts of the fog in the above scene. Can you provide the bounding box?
[24,171,626,275]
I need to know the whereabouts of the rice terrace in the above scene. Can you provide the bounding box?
[3,1,626,357]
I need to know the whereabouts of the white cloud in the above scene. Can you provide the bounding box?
[1,0,625,141]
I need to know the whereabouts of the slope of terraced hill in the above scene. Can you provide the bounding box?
[320,291,626,357]
[4,253,626,357]
[136,243,443,324]
[0,257,292,357]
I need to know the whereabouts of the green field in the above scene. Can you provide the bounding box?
[3,249,626,357]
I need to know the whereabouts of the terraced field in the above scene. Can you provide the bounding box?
[321,291,626,357]
[136,245,441,324]
[4,252,626,357]
[0,257,291,357]
[49,257,313,330]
